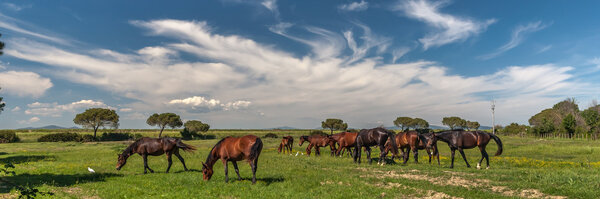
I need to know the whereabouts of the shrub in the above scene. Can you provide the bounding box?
[38,133,81,142]
[263,133,278,138]
[100,132,135,141]
[80,134,97,142]
[180,128,200,140]
[0,130,20,143]
[310,130,327,136]
[346,129,359,133]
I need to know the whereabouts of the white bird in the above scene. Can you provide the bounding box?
[87,167,95,173]
[295,152,299,156]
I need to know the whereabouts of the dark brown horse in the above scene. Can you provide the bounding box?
[116,137,196,173]
[277,136,294,154]
[425,130,503,169]
[202,135,263,184]
[385,131,439,164]
[330,132,357,157]
[354,127,399,165]
[299,135,336,156]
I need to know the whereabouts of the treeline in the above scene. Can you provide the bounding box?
[528,98,600,139]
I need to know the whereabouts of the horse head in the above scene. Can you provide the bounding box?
[423,133,437,155]
[299,136,308,146]
[202,163,213,180]
[116,154,128,170]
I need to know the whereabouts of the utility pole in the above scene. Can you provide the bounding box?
[491,99,496,134]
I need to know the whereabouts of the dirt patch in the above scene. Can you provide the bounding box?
[320,181,351,186]
[422,190,463,199]
[373,182,463,199]
[62,187,101,199]
[0,193,17,199]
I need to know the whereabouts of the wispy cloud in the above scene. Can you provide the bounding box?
[480,21,549,60]
[536,45,552,54]
[2,3,31,12]
[393,0,496,49]
[261,0,280,18]
[392,47,411,63]
[338,1,369,12]
[0,13,71,45]
[25,100,111,117]
[18,117,40,124]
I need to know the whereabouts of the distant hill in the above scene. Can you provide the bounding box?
[266,126,298,130]
[18,125,80,130]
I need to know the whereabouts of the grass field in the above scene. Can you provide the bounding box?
[1,130,600,198]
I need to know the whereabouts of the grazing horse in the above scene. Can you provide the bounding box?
[330,132,358,157]
[385,131,440,164]
[299,135,335,156]
[116,137,196,174]
[278,136,294,154]
[353,127,399,165]
[425,131,503,169]
[202,135,263,184]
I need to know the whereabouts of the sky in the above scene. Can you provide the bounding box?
[0,0,599,129]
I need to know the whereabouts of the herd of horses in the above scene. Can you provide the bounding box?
[114,127,503,184]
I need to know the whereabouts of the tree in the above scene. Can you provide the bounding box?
[73,108,119,138]
[442,116,466,130]
[502,123,529,136]
[184,120,210,133]
[147,113,183,137]
[562,113,576,139]
[0,88,5,115]
[413,118,429,129]
[393,117,413,131]
[321,118,348,135]
[466,121,480,131]
[532,118,554,136]
[581,104,600,139]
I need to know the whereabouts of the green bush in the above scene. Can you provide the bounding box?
[263,133,278,138]
[0,130,20,143]
[100,132,135,141]
[80,134,97,142]
[346,129,359,133]
[38,133,81,142]
[310,130,327,136]
[180,128,200,140]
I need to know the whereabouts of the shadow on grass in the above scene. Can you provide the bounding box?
[0,173,122,193]
[369,157,399,165]
[240,177,284,186]
[0,155,54,164]
[0,152,8,155]
[174,169,201,173]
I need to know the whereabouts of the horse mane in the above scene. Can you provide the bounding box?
[122,138,143,156]
[206,137,228,164]
[300,135,309,140]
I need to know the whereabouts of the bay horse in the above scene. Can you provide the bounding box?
[277,136,294,154]
[425,130,503,169]
[202,135,263,184]
[116,137,196,174]
[299,135,336,156]
[353,127,399,165]
[330,132,357,157]
[385,131,439,165]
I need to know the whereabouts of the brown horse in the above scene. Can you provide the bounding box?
[277,136,294,154]
[330,132,357,157]
[116,137,196,174]
[385,131,439,164]
[299,135,336,156]
[425,130,503,169]
[202,135,263,184]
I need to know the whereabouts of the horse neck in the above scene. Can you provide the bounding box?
[205,147,220,169]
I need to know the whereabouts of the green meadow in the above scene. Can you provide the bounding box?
[1,130,600,198]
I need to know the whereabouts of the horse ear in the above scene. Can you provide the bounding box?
[202,163,208,169]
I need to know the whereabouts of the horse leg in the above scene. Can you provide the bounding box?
[251,156,258,184]
[166,152,173,173]
[223,159,229,183]
[481,147,490,169]
[477,146,485,169]
[426,148,432,164]
[412,146,419,163]
[378,144,386,165]
[366,147,372,164]
[403,147,410,164]
[316,146,321,156]
[458,148,470,168]
[232,161,242,181]
[143,154,154,173]
[450,149,455,169]
[435,146,440,165]
[306,144,312,156]
[174,150,188,171]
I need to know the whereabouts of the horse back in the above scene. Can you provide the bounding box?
[135,137,167,155]
[220,135,260,161]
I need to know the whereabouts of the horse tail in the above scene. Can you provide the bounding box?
[490,134,503,156]
[249,137,263,161]
[176,139,197,152]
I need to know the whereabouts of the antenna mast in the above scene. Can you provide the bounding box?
[491,99,496,134]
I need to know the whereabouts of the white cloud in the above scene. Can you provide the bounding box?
[25,100,110,117]
[394,0,496,49]
[537,45,552,54]
[480,21,549,60]
[18,116,40,124]
[5,18,592,128]
[392,47,410,63]
[11,106,21,112]
[338,1,369,12]
[343,22,392,64]
[0,70,53,97]
[119,108,133,112]
[168,96,250,113]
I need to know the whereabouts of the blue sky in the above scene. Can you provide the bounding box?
[0,0,599,129]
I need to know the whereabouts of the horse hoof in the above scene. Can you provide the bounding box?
[486,166,490,169]
[477,164,481,169]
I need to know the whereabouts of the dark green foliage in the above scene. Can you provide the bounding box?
[581,104,600,139]
[393,117,413,131]
[532,118,555,136]
[1,163,54,199]
[180,128,200,140]
[442,116,467,130]
[73,108,119,138]
[80,134,97,142]
[184,120,210,133]
[0,88,5,114]
[321,118,348,135]
[263,133,278,138]
[100,132,136,141]
[562,114,576,138]
[346,129,359,133]
[37,133,81,142]
[147,113,183,137]
[466,121,480,131]
[394,117,430,131]
[502,123,530,136]
[0,130,20,143]
[310,130,328,136]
